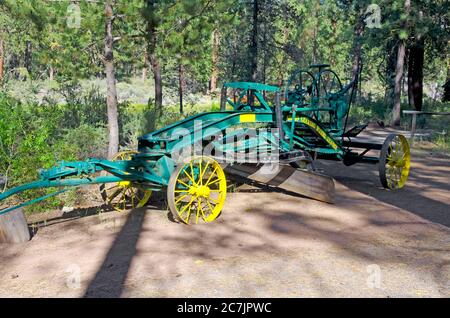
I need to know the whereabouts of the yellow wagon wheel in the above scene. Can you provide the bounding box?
[379,134,411,189]
[100,150,152,212]
[167,156,227,224]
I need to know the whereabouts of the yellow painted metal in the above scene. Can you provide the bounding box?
[385,135,411,189]
[118,180,131,187]
[169,156,227,224]
[100,150,152,212]
[297,117,339,150]
[239,113,256,123]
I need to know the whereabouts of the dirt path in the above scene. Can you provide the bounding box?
[0,149,449,298]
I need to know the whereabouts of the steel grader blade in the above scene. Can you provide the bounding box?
[224,163,335,204]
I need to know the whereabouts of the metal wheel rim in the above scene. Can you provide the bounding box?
[167,156,227,224]
[285,69,318,104]
[379,134,411,189]
[100,150,152,212]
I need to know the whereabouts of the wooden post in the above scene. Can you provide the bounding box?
[410,112,417,144]
[275,92,285,142]
[220,86,227,111]
[404,110,450,146]
[0,208,31,243]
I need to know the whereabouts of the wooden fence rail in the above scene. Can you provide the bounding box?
[402,110,450,142]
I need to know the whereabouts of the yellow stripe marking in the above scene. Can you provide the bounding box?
[240,114,256,122]
[297,117,339,150]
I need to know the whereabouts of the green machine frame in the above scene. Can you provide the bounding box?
[0,64,411,224]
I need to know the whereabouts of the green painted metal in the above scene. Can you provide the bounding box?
[221,82,278,111]
[0,64,365,215]
[0,189,68,216]
[223,82,280,92]
[0,158,170,206]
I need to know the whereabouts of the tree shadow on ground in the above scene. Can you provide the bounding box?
[9,151,446,297]
[29,204,114,232]
[83,192,167,297]
[83,207,146,298]
[78,152,450,297]
[317,155,450,228]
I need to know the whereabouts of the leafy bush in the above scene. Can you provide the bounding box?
[58,124,108,160]
[0,93,58,187]
[0,91,108,210]
[58,83,108,129]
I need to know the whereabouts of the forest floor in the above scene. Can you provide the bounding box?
[0,127,449,298]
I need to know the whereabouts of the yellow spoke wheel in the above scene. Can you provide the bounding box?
[100,150,152,212]
[379,134,411,189]
[167,156,227,224]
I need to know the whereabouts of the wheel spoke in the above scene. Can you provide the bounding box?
[199,161,210,181]
[183,168,197,185]
[175,194,189,204]
[199,159,203,186]
[205,166,218,185]
[121,191,126,210]
[190,162,197,185]
[195,199,201,224]
[206,178,221,186]
[179,195,197,217]
[199,198,207,221]
[134,188,143,202]
[107,184,119,191]
[205,198,215,213]
[108,187,124,202]
[208,197,219,204]
[177,178,190,188]
[129,188,135,208]
[185,199,195,222]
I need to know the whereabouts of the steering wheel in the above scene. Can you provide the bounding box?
[285,69,317,108]
[236,104,252,111]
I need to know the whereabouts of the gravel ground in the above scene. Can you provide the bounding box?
[0,144,449,298]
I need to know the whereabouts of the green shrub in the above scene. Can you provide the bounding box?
[0,92,108,211]
[58,124,108,159]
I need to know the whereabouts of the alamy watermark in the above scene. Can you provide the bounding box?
[66,3,81,29]
[366,264,381,289]
[162,120,281,171]
[65,264,81,290]
[365,4,382,29]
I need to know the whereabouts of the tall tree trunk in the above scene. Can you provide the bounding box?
[351,5,364,85]
[384,40,397,107]
[0,37,4,84]
[312,10,320,64]
[146,0,163,131]
[262,22,267,85]
[24,40,32,76]
[142,48,148,81]
[150,55,162,119]
[49,66,54,81]
[250,0,259,82]
[392,0,410,126]
[392,41,406,126]
[407,38,424,111]
[178,63,185,114]
[104,1,119,159]
[444,66,450,102]
[231,33,237,81]
[141,66,147,81]
[209,29,219,92]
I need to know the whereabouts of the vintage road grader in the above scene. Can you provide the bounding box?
[0,64,411,225]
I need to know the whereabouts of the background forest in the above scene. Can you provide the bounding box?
[0,0,449,209]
